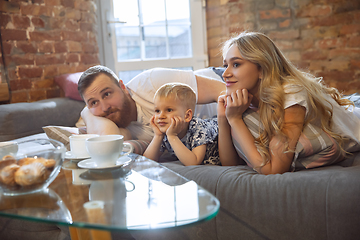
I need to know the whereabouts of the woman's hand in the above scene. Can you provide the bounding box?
[166,116,186,137]
[150,115,164,137]
[225,89,253,123]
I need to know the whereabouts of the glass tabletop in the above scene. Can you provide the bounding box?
[0,153,220,232]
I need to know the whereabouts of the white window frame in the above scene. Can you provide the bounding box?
[96,0,208,75]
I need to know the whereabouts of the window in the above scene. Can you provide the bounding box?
[96,0,208,84]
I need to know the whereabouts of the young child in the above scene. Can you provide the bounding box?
[143,83,220,166]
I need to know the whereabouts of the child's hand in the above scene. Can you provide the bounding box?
[166,116,186,137]
[225,89,253,121]
[150,115,164,137]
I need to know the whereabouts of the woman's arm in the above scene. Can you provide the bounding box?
[217,95,243,165]
[228,105,305,174]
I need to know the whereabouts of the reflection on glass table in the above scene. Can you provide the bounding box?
[0,154,220,235]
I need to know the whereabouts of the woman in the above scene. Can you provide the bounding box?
[217,31,360,174]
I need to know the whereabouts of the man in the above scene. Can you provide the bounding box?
[77,65,225,141]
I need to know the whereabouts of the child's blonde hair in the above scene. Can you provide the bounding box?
[154,83,196,112]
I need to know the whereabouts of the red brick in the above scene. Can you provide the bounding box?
[329,49,360,59]
[14,41,36,54]
[301,50,327,60]
[65,9,81,20]
[20,4,51,17]
[279,19,291,28]
[18,67,43,78]
[81,12,96,23]
[65,19,79,31]
[54,41,68,53]
[66,53,80,63]
[317,37,346,49]
[311,13,353,27]
[38,41,54,53]
[36,54,66,65]
[52,7,66,17]
[268,29,300,40]
[62,31,87,41]
[297,5,332,17]
[29,89,47,102]
[0,13,11,27]
[6,54,34,66]
[80,22,94,32]
[82,42,97,53]
[81,53,99,65]
[12,15,30,29]
[2,42,13,55]
[32,17,46,28]
[259,9,290,20]
[30,31,62,41]
[43,65,59,78]
[61,0,75,8]
[340,24,360,35]
[348,36,360,48]
[1,29,27,41]
[33,0,45,3]
[75,0,95,12]
[7,68,17,81]
[11,91,28,103]
[67,41,82,52]
[57,64,73,75]
[10,79,32,91]
[350,60,360,69]
[49,17,65,29]
[45,0,61,6]
[0,1,20,13]
[317,70,354,82]
[46,88,61,98]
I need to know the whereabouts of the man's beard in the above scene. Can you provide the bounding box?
[102,96,132,128]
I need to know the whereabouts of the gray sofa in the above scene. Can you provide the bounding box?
[1,96,360,240]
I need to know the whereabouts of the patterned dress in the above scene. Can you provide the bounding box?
[160,117,220,165]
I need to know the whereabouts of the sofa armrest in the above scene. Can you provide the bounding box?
[0,98,85,141]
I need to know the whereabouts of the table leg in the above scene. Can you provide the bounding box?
[69,227,112,240]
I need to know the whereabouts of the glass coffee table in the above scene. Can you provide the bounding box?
[0,153,220,240]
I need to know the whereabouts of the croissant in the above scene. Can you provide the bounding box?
[18,157,56,168]
[0,157,16,170]
[0,164,20,186]
[14,162,46,186]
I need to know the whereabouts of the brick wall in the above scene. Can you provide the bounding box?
[0,0,99,103]
[206,0,360,94]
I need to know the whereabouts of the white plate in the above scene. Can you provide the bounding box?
[77,156,132,170]
[65,151,90,160]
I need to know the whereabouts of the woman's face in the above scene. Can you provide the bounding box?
[222,44,262,96]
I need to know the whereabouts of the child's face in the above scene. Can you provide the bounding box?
[153,96,190,133]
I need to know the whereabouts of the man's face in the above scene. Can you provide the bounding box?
[82,74,133,128]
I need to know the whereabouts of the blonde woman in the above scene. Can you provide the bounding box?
[144,83,219,166]
[218,31,360,174]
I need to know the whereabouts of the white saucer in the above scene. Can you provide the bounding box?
[77,156,132,170]
[65,151,90,161]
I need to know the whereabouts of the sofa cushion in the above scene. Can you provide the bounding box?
[0,98,85,141]
[54,72,83,101]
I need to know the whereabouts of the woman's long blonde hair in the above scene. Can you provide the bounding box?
[222,31,353,165]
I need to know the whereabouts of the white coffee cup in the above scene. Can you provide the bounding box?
[85,135,134,168]
[69,134,99,158]
[0,141,18,159]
